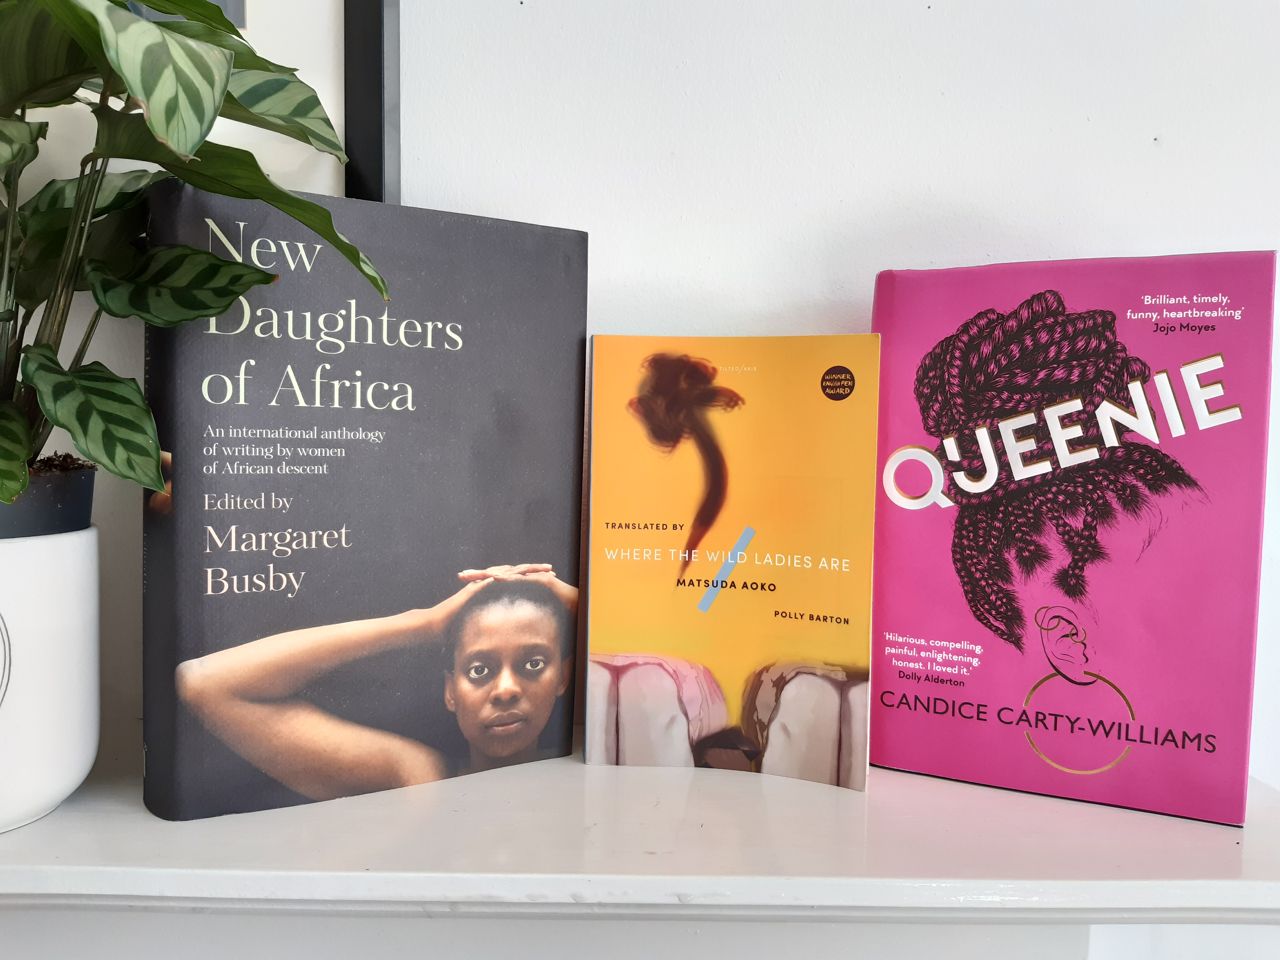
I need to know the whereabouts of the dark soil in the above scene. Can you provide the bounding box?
[30,452,96,475]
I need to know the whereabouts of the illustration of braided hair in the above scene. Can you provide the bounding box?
[914,290,1198,649]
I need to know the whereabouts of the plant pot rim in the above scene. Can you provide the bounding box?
[0,523,98,546]
[0,467,97,540]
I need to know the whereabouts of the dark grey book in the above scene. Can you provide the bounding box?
[144,184,586,819]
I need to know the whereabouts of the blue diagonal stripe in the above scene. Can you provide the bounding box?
[698,526,757,612]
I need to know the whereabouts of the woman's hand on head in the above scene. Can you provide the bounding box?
[453,563,578,613]
[457,562,554,583]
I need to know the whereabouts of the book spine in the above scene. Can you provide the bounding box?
[869,269,897,336]
[141,182,201,820]
[141,321,182,820]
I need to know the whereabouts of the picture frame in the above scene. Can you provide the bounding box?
[344,0,400,203]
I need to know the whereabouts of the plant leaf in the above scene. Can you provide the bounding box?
[20,343,163,490]
[94,110,389,298]
[0,118,48,176]
[20,168,168,242]
[74,0,233,159]
[77,73,129,101]
[158,20,294,73]
[134,0,244,39]
[222,69,346,162]
[86,244,275,325]
[36,0,115,78]
[0,399,32,503]
[18,200,150,311]
[0,1,95,115]
[15,170,165,311]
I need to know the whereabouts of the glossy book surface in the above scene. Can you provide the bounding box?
[586,334,880,788]
[144,184,587,819]
[871,252,1275,824]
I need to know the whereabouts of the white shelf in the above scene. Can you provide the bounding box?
[1,751,1277,922]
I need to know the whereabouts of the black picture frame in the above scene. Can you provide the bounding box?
[343,0,400,204]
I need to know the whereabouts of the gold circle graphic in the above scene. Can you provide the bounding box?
[1022,671,1135,776]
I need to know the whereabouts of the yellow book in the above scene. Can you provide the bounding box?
[585,334,880,789]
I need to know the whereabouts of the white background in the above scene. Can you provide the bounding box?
[400,0,1280,791]
[24,1,1278,957]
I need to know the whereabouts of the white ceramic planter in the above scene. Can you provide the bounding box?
[0,526,99,833]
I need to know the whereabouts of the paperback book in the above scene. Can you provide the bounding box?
[144,184,587,819]
[585,334,880,788]
[870,252,1274,823]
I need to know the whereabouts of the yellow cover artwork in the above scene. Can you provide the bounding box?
[586,334,880,789]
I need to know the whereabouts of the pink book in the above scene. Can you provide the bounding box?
[870,252,1275,824]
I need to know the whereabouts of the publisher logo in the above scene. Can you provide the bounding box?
[820,365,855,401]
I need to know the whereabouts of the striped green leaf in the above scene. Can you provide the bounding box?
[15,170,164,311]
[86,244,275,325]
[158,21,294,73]
[135,0,244,39]
[0,400,32,504]
[37,0,116,80]
[21,344,164,490]
[18,202,149,312]
[0,1,95,115]
[20,169,169,244]
[95,111,389,299]
[0,118,48,175]
[74,0,233,159]
[223,69,346,161]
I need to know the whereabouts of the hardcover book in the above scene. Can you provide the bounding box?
[144,184,587,819]
[585,334,880,788]
[871,252,1275,824]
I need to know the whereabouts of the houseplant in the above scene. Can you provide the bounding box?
[0,0,385,831]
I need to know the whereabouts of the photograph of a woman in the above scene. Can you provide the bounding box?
[176,564,577,801]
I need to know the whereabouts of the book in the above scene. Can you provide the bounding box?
[143,183,587,819]
[585,334,880,788]
[870,252,1275,824]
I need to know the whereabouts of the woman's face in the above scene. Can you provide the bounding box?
[444,599,569,765]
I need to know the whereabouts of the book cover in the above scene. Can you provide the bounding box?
[585,334,880,788]
[144,183,587,819]
[870,252,1275,824]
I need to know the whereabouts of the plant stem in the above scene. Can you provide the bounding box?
[34,156,104,351]
[68,308,101,371]
[30,414,54,462]
[25,151,108,457]
[1,306,32,403]
[0,167,19,310]
[22,84,114,457]
[0,157,22,403]
[0,107,24,315]
[15,305,32,345]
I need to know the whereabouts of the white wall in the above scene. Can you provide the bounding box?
[10,3,1275,957]
[400,0,1280,790]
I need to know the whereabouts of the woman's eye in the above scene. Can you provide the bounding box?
[524,657,547,672]
[466,664,490,680]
